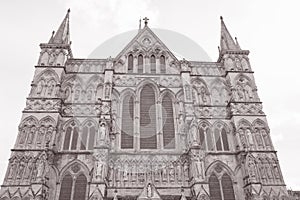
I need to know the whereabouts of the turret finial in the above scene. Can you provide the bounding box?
[139,17,141,30]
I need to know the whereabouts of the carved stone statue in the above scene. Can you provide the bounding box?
[235,58,242,70]
[273,164,280,179]
[246,129,254,147]
[236,85,244,100]
[178,115,185,134]
[244,84,253,100]
[147,183,153,198]
[94,153,107,181]
[239,129,247,149]
[17,160,26,179]
[261,129,270,147]
[36,157,45,178]
[95,160,104,180]
[248,158,257,181]
[24,160,33,179]
[19,127,28,144]
[36,80,45,96]
[99,121,107,142]
[191,152,204,181]
[190,126,198,146]
[7,159,17,179]
[27,126,36,144]
[199,86,209,104]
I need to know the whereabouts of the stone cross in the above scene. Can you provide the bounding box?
[143,17,149,26]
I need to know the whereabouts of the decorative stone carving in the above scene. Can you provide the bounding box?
[194,106,229,118]
[62,104,101,116]
[230,103,264,115]
[25,99,61,111]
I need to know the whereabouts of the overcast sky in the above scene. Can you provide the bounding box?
[0,0,299,190]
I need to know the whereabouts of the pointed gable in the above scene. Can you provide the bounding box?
[115,24,178,63]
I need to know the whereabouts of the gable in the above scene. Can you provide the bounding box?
[115,26,178,63]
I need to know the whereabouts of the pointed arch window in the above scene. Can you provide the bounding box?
[209,172,236,200]
[209,173,222,200]
[160,55,166,73]
[58,174,73,200]
[121,94,134,149]
[206,128,214,151]
[162,94,175,149]
[140,85,157,149]
[150,55,156,74]
[213,124,230,152]
[138,54,143,73]
[73,174,87,200]
[80,121,96,150]
[63,122,79,151]
[59,173,87,200]
[128,54,133,73]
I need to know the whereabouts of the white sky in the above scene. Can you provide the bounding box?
[0,0,299,190]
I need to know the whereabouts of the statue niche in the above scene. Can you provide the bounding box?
[234,76,255,101]
[33,70,59,98]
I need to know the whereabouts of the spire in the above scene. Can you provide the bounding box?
[50,9,70,45]
[139,17,142,31]
[48,31,55,43]
[220,16,240,51]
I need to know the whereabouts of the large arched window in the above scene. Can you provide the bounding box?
[140,85,157,149]
[162,94,175,149]
[209,172,235,200]
[160,55,166,73]
[73,174,87,200]
[138,54,143,73]
[121,94,134,149]
[58,165,88,200]
[80,121,96,150]
[63,121,79,150]
[221,173,235,200]
[59,174,73,200]
[128,54,133,73]
[209,173,222,200]
[150,55,156,74]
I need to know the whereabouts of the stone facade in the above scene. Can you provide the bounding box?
[0,11,289,200]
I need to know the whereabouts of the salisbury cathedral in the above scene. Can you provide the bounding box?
[0,10,290,200]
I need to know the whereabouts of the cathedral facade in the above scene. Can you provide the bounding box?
[0,10,289,200]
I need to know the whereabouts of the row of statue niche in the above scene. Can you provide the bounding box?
[7,155,47,182]
[35,79,57,97]
[238,128,271,150]
[225,57,250,71]
[63,86,102,102]
[63,83,111,102]
[107,162,189,186]
[18,125,54,148]
[247,156,281,183]
[39,49,65,66]
[235,79,255,101]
